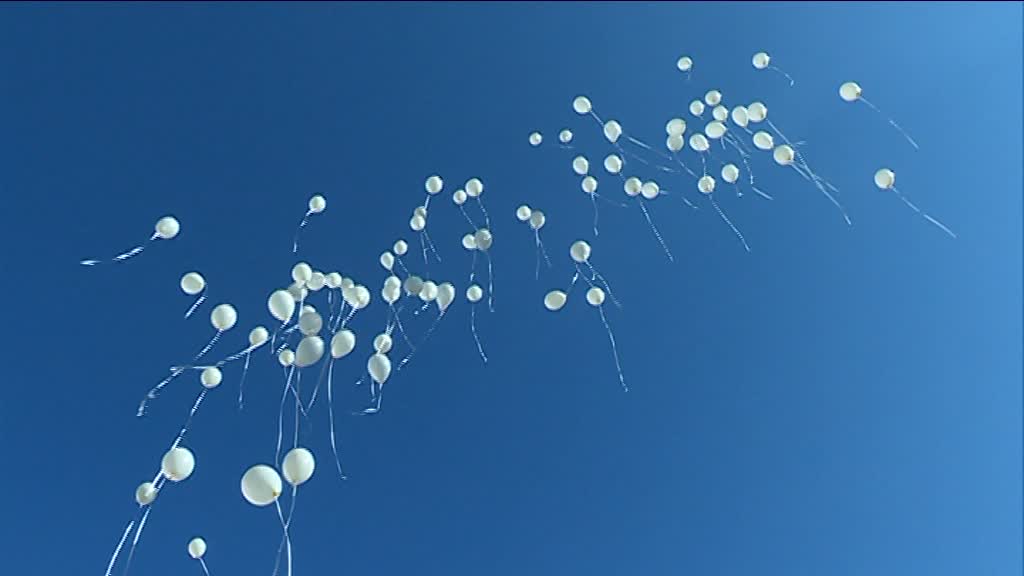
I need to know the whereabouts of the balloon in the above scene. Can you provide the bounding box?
[282,448,316,486]
[135,482,158,506]
[712,105,729,122]
[188,537,207,560]
[752,131,774,151]
[425,175,443,195]
[474,229,493,251]
[582,176,599,194]
[325,272,342,289]
[586,287,606,307]
[572,155,589,176]
[307,271,326,291]
[210,304,237,331]
[721,164,740,184]
[374,333,393,354]
[698,175,716,195]
[689,100,705,117]
[731,106,749,128]
[295,336,324,368]
[624,177,642,197]
[201,367,222,389]
[298,310,322,336]
[666,134,684,152]
[410,214,426,232]
[544,290,567,311]
[436,282,456,312]
[308,195,326,214]
[368,353,392,385]
[453,189,467,205]
[641,181,660,200]
[676,56,692,72]
[403,276,424,296]
[393,240,408,256]
[461,233,477,250]
[705,121,727,139]
[704,90,722,106]
[419,281,439,302]
[414,206,427,219]
[249,326,269,347]
[330,330,356,359]
[161,447,195,482]
[180,272,205,295]
[570,240,591,263]
[240,464,282,507]
[572,95,592,114]
[155,216,180,240]
[689,133,710,152]
[529,211,546,230]
[467,284,483,303]
[287,281,307,303]
[278,348,295,367]
[559,129,573,144]
[839,81,862,102]
[516,205,532,221]
[666,118,686,136]
[747,102,767,123]
[529,132,543,146]
[603,154,623,175]
[752,51,770,69]
[465,178,484,198]
[874,168,896,190]
[291,263,313,284]
[773,145,795,166]
[379,251,394,271]
[603,120,622,143]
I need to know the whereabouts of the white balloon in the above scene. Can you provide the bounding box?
[368,353,392,385]
[354,285,370,310]
[752,131,774,151]
[299,309,321,336]
[603,155,623,175]
[731,106,749,128]
[282,448,316,486]
[689,100,705,117]
[410,214,426,232]
[572,95,592,114]
[712,105,729,122]
[676,56,693,72]
[704,90,722,106]
[211,304,237,331]
[698,175,716,195]
[413,205,427,219]
[461,233,477,251]
[330,330,356,359]
[773,145,795,166]
[379,251,395,271]
[425,175,443,195]
[278,348,295,367]
[291,263,313,284]
[307,271,326,291]
[666,118,687,136]
[374,333,393,354]
[516,205,532,222]
[582,175,599,194]
[624,177,642,197]
[249,326,269,347]
[529,210,546,230]
[466,284,483,303]
[382,284,400,305]
[721,164,740,184]
[188,537,207,560]
[528,132,543,147]
[689,133,710,152]
[135,482,158,506]
[747,102,767,123]
[295,336,324,368]
[474,228,493,251]
[666,134,684,153]
[839,81,862,102]
[325,272,342,289]
[572,155,590,176]
[403,275,424,296]
[874,168,896,190]
[393,240,408,256]
[437,282,456,312]
[420,280,439,302]
[201,367,222,389]
[586,287,606,307]
[705,121,727,139]
[544,290,567,311]
[641,181,660,200]
[570,240,591,263]
[155,216,180,240]
[241,464,282,507]
[453,189,467,205]
[465,178,484,197]
[308,195,326,214]
[161,447,195,482]
[180,272,205,295]
[287,281,308,303]
[558,129,573,144]
[752,51,770,69]
[603,120,622,143]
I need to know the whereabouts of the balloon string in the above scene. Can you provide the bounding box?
[459,205,479,231]
[327,359,348,479]
[598,306,629,393]
[892,187,957,239]
[534,229,552,281]
[422,228,442,263]
[104,518,135,576]
[585,262,621,309]
[198,558,211,576]
[389,303,416,352]
[859,97,919,150]
[475,196,491,230]
[272,485,299,576]
[484,251,495,313]
[276,366,296,467]
[120,505,152,576]
[710,196,751,253]
[397,309,447,372]
[274,500,293,576]
[637,199,674,262]
[292,210,312,254]
[169,388,208,452]
[469,304,488,364]
[237,351,252,410]
[184,291,207,319]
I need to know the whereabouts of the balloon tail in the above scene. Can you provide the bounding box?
[710,196,751,253]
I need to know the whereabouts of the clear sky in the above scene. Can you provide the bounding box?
[0,2,1020,575]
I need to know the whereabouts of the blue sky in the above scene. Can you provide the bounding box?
[0,3,1020,575]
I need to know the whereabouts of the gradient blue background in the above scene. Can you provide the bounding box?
[0,2,1020,575]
